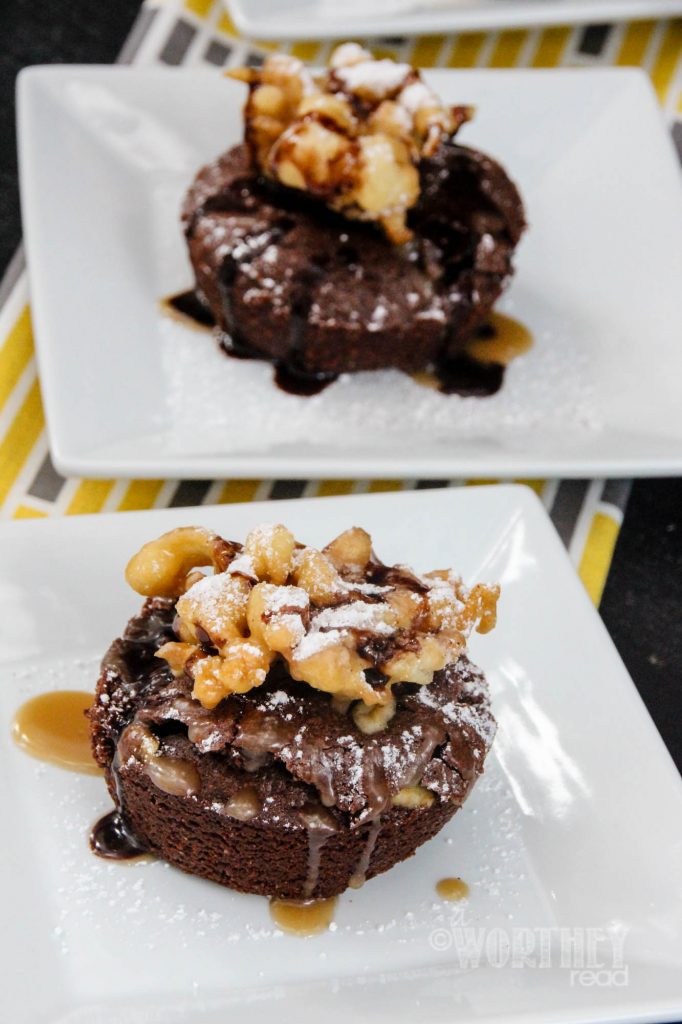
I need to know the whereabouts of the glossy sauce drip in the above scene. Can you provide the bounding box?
[300,806,338,898]
[144,756,200,798]
[217,236,340,397]
[162,288,336,395]
[270,897,337,936]
[436,877,470,901]
[273,363,338,396]
[223,786,261,821]
[91,718,200,861]
[415,313,532,397]
[432,354,505,398]
[348,818,381,889]
[219,331,338,397]
[117,720,201,798]
[11,691,101,775]
[161,291,215,329]
[90,810,149,861]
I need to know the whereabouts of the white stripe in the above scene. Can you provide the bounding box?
[568,479,604,566]
[203,480,226,505]
[540,479,559,512]
[102,480,130,512]
[0,359,39,439]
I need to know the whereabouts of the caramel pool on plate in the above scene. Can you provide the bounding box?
[466,313,533,366]
[270,897,337,936]
[11,691,101,775]
[436,877,470,901]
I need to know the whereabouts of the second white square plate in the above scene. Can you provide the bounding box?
[18,66,682,479]
[1,486,682,1023]
[224,0,682,39]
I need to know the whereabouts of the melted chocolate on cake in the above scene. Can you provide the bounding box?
[180,143,525,391]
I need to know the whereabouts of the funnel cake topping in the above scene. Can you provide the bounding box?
[229,45,472,244]
[125,524,499,712]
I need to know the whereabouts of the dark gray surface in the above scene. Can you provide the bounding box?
[600,479,682,770]
[0,0,141,273]
[1,3,680,787]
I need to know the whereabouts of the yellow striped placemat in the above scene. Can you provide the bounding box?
[1,3,681,610]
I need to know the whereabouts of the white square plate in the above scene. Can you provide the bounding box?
[225,0,682,39]
[18,66,682,480]
[1,486,682,1023]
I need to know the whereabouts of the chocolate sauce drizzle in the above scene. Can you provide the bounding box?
[215,232,341,396]
[90,809,148,861]
[165,290,215,328]
[435,351,505,397]
[163,286,525,399]
[219,330,338,397]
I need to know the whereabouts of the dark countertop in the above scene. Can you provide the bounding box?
[2,1,680,783]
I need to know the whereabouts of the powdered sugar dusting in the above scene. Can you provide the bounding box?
[417,684,496,749]
[294,628,342,661]
[227,552,256,579]
[329,42,370,69]
[291,597,395,664]
[313,601,394,634]
[263,586,309,614]
[178,573,245,633]
[337,578,390,597]
[335,59,412,97]
[399,80,438,114]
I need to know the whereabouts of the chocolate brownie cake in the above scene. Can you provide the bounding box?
[89,523,499,900]
[181,45,526,387]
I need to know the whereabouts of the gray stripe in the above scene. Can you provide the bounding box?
[416,480,448,490]
[601,479,632,514]
[28,453,66,502]
[117,6,158,65]
[0,243,25,311]
[204,40,232,66]
[549,479,590,547]
[577,23,612,57]
[269,480,307,500]
[170,480,212,506]
[159,19,197,66]
[671,122,682,166]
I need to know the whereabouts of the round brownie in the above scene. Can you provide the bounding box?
[181,142,525,378]
[90,597,496,899]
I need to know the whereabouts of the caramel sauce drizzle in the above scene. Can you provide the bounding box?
[348,818,381,889]
[270,896,337,936]
[299,805,338,899]
[11,691,101,775]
